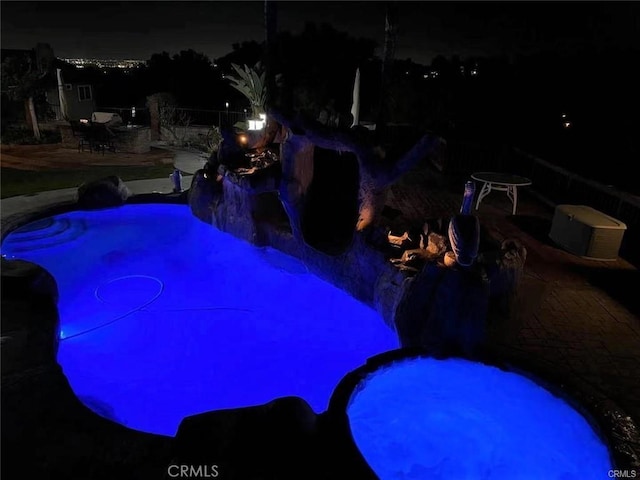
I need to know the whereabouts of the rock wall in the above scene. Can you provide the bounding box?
[113,126,151,153]
[77,176,131,210]
[58,124,77,149]
[278,134,315,242]
[187,121,527,354]
[1,259,60,376]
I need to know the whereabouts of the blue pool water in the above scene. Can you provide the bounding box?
[2,204,398,436]
[347,357,612,480]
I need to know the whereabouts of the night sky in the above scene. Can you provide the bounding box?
[2,1,639,65]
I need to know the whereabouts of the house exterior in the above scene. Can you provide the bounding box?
[1,45,96,124]
[45,65,97,121]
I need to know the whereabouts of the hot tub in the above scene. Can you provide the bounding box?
[329,351,615,480]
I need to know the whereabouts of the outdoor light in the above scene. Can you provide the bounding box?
[259,113,266,121]
[238,134,248,145]
[225,102,229,109]
[563,122,571,128]
[80,118,89,124]
[248,119,265,131]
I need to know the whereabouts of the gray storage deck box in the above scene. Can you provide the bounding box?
[549,205,627,260]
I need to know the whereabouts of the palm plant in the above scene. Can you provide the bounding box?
[227,62,267,117]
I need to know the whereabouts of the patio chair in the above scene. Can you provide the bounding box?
[69,120,94,153]
[89,124,117,155]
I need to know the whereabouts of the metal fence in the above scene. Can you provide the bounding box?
[174,108,249,127]
[97,107,249,128]
[446,140,640,266]
[99,107,150,126]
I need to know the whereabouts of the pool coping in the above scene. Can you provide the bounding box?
[1,177,192,241]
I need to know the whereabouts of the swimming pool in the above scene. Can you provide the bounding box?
[1,204,398,436]
[338,355,612,480]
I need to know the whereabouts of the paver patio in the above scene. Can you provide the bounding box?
[386,165,640,428]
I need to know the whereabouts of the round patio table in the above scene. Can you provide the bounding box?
[471,172,532,215]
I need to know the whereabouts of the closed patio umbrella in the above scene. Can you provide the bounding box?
[350,67,360,127]
[56,68,69,121]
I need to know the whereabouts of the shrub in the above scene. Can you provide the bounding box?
[1,127,61,145]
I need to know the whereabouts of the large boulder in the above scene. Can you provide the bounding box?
[2,363,172,479]
[373,264,411,330]
[212,177,259,244]
[480,239,530,342]
[1,258,59,376]
[394,263,490,356]
[77,176,130,209]
[188,169,222,224]
[172,396,322,480]
[448,214,480,267]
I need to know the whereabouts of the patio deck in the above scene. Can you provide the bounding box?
[386,165,640,429]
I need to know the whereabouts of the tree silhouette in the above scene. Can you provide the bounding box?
[1,43,55,139]
[138,49,227,109]
[376,1,399,138]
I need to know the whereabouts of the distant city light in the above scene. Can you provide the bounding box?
[61,58,143,70]
[471,69,478,76]
[562,113,567,118]
[563,121,571,128]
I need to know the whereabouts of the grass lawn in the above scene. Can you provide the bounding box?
[1,164,175,199]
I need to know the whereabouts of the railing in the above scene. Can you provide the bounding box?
[46,104,63,121]
[97,107,249,128]
[446,140,640,266]
[172,108,249,127]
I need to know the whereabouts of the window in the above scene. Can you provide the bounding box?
[78,85,92,101]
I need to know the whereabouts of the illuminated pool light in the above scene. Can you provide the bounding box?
[346,357,612,480]
[1,204,398,436]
